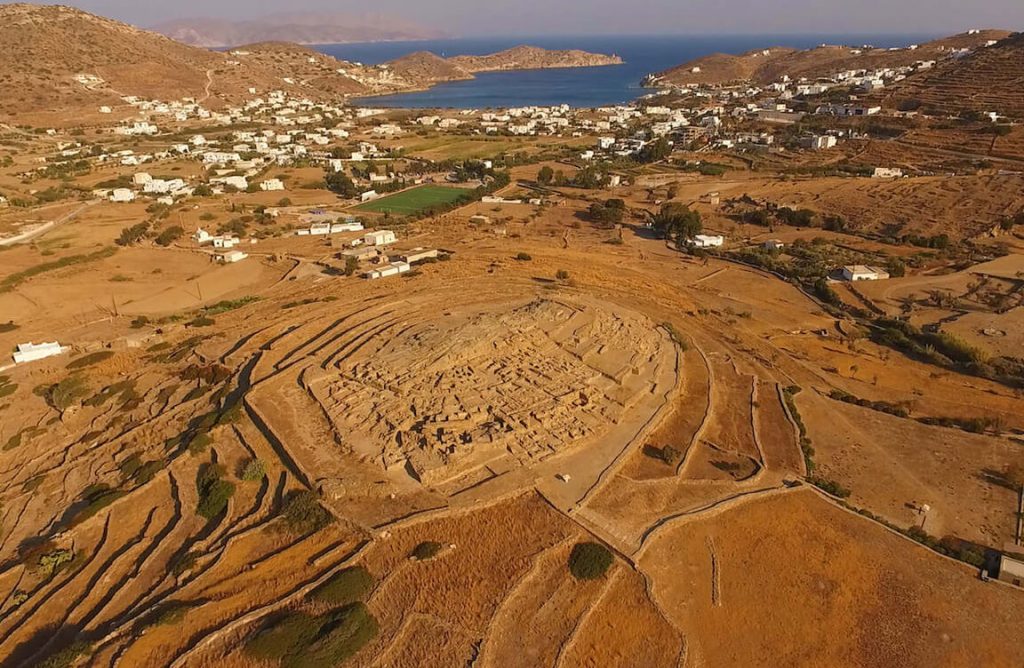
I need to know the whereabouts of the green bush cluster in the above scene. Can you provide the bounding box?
[279,490,333,535]
[195,464,235,520]
[308,566,375,606]
[828,389,909,418]
[245,603,378,667]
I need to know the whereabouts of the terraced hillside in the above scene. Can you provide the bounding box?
[651,30,1011,87]
[885,32,1024,119]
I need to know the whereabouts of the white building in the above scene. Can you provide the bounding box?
[331,221,364,233]
[872,167,904,179]
[109,188,135,203]
[800,135,837,150]
[212,236,240,249]
[363,230,397,246]
[260,179,285,191]
[12,341,69,364]
[690,234,724,248]
[192,228,213,244]
[841,265,890,281]
[365,261,410,279]
[360,190,379,202]
[216,250,248,263]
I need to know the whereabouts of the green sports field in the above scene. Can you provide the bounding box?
[355,185,469,215]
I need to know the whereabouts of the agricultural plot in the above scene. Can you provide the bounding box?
[355,185,470,216]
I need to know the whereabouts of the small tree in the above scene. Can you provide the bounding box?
[568,542,613,580]
[537,166,554,185]
[411,541,443,561]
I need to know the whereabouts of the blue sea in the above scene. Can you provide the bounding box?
[315,34,938,109]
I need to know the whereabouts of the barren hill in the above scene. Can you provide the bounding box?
[651,30,1011,86]
[385,51,473,86]
[0,3,225,114]
[884,32,1024,119]
[0,5,388,118]
[154,12,443,48]
[449,45,624,73]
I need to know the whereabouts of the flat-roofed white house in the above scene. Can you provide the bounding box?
[216,250,248,263]
[212,235,240,249]
[401,248,440,264]
[109,188,135,203]
[331,221,364,233]
[690,234,724,248]
[872,167,903,179]
[841,265,890,281]
[360,190,379,202]
[363,230,396,246]
[13,341,69,364]
[192,228,213,245]
[998,553,1024,587]
[365,261,410,280]
[260,179,285,191]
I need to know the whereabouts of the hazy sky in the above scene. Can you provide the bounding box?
[20,0,1024,35]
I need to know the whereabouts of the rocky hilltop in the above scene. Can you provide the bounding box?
[154,12,444,48]
[648,30,1011,87]
[449,46,624,72]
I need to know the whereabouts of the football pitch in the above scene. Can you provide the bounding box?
[355,185,470,215]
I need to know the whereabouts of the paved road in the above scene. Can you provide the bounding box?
[0,201,98,247]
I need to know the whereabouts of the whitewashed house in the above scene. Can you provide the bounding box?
[110,188,135,203]
[363,230,397,246]
[690,234,724,248]
[841,265,890,281]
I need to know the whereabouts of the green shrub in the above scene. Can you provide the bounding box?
[245,612,322,662]
[241,458,266,481]
[42,375,91,412]
[36,641,91,668]
[298,603,378,666]
[196,464,235,520]
[187,432,213,455]
[171,551,199,577]
[515,252,532,261]
[280,490,332,534]
[411,541,443,561]
[143,601,192,627]
[246,606,378,666]
[308,567,375,606]
[556,270,570,280]
[70,485,126,527]
[568,542,613,580]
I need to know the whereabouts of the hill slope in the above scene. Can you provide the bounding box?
[0,3,225,114]
[884,32,1024,119]
[651,30,1011,86]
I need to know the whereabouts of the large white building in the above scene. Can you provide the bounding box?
[13,341,69,364]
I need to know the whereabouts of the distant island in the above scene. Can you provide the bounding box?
[153,12,446,47]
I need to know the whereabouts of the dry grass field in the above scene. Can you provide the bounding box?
[1,112,1023,668]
